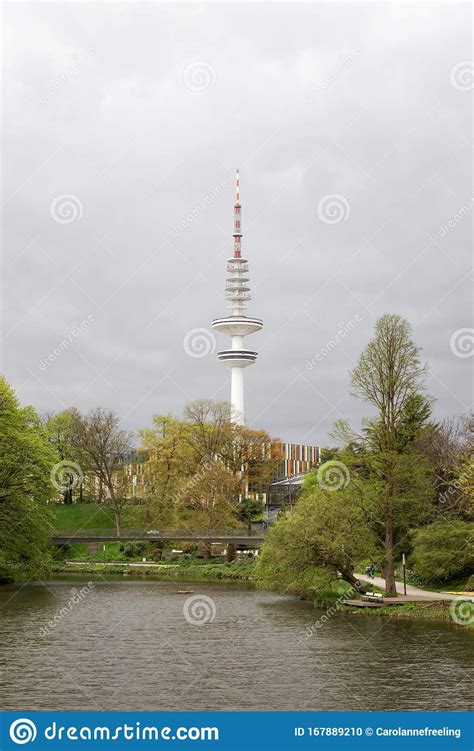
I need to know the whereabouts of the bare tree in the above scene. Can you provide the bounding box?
[416,413,473,515]
[351,314,427,595]
[183,400,231,463]
[71,408,134,534]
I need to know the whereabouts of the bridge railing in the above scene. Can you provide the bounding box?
[51,527,265,539]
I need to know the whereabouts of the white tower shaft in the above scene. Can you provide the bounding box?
[231,366,244,425]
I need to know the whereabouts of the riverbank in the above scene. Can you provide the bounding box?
[50,561,474,630]
[343,600,474,629]
[52,560,255,581]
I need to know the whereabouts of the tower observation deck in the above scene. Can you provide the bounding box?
[211,170,263,425]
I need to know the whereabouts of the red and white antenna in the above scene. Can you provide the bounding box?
[233,168,242,258]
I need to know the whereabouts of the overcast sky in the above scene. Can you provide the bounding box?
[2,1,473,446]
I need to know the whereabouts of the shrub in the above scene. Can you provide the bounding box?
[122,542,146,559]
[411,520,474,582]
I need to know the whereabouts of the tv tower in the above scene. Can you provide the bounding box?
[212,170,263,425]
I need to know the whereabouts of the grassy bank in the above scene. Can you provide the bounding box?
[343,601,474,630]
[52,560,255,582]
[52,503,148,531]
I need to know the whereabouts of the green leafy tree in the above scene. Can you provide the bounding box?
[0,376,56,579]
[43,408,82,503]
[256,479,380,595]
[350,314,428,595]
[237,498,263,531]
[411,520,474,582]
[140,415,195,520]
[394,393,433,452]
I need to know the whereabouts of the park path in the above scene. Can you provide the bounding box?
[356,573,474,601]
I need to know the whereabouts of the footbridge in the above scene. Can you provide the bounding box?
[51,528,265,548]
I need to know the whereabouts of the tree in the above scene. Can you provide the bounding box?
[175,458,242,556]
[257,479,380,595]
[71,408,134,534]
[394,393,433,452]
[139,415,195,520]
[183,400,232,464]
[411,520,474,582]
[43,408,82,503]
[415,414,473,517]
[0,376,56,579]
[237,498,263,531]
[351,314,428,595]
[182,399,281,496]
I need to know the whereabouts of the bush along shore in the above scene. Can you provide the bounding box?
[52,559,256,582]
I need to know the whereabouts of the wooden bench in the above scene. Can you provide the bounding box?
[361,592,384,603]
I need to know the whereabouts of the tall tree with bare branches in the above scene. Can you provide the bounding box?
[71,408,134,534]
[351,314,428,595]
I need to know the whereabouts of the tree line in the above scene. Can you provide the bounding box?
[1,312,472,589]
[0,388,279,578]
[256,314,473,597]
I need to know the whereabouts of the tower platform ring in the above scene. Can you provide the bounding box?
[217,349,258,368]
[212,317,263,336]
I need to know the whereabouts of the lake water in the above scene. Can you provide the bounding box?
[0,577,472,711]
